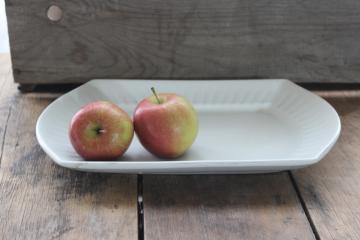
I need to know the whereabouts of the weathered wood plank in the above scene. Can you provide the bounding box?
[0,54,138,239]
[0,53,15,166]
[6,0,360,84]
[143,174,315,240]
[292,91,360,240]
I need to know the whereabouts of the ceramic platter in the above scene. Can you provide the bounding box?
[36,79,341,174]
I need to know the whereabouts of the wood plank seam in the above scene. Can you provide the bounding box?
[0,106,12,167]
[138,175,144,240]
[288,171,321,240]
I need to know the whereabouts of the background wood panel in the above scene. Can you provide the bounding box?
[6,0,360,84]
[292,91,360,239]
[143,174,316,240]
[0,54,138,239]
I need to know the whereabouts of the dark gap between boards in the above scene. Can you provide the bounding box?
[137,175,144,240]
[288,171,321,240]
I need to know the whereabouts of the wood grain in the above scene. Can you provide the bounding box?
[143,174,316,240]
[0,54,138,240]
[0,53,14,166]
[292,90,360,240]
[2,52,360,239]
[6,0,360,84]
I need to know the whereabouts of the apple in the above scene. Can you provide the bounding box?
[69,101,134,160]
[133,87,198,158]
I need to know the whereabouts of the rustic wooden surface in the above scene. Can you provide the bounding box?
[1,53,360,239]
[0,54,138,240]
[6,0,360,84]
[292,90,360,240]
[143,174,316,240]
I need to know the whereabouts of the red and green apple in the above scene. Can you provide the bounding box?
[69,101,133,160]
[133,88,198,158]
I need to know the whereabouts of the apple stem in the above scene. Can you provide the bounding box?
[96,129,106,134]
[151,87,162,104]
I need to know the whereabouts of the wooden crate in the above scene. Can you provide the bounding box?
[5,0,360,85]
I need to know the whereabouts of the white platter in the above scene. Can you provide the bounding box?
[36,79,341,174]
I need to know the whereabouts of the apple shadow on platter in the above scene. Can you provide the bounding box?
[104,148,196,162]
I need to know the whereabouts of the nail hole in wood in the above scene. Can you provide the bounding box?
[47,5,63,22]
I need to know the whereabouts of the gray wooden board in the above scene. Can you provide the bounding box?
[142,174,316,240]
[0,56,138,239]
[2,53,360,239]
[6,0,360,84]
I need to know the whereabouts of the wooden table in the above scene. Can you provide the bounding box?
[0,53,359,239]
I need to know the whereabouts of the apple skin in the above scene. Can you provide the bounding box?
[133,93,198,158]
[69,101,134,160]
